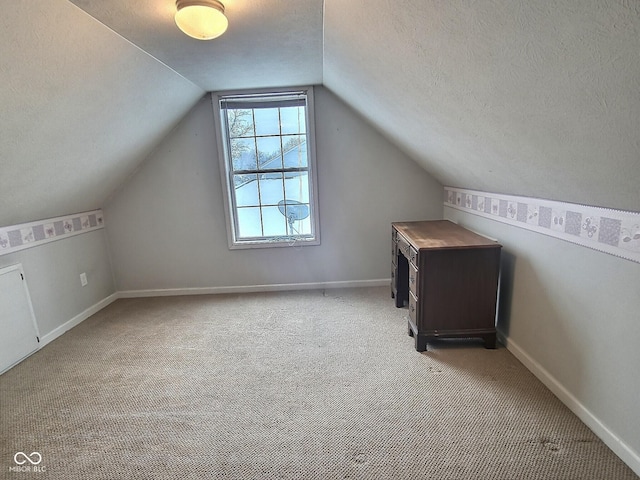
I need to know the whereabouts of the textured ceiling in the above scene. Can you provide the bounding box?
[324,0,640,212]
[68,0,324,91]
[1,0,638,228]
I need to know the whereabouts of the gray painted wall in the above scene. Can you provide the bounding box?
[0,230,115,338]
[0,0,203,228]
[444,206,640,468]
[105,86,443,291]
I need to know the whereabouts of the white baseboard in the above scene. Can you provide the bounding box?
[39,293,119,347]
[118,278,391,298]
[498,331,640,477]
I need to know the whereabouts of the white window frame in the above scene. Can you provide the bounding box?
[212,86,321,249]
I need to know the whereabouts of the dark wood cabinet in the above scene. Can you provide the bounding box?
[392,220,502,352]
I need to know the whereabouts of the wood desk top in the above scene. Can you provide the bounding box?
[392,220,501,250]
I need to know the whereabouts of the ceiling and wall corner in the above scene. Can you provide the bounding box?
[67,0,324,91]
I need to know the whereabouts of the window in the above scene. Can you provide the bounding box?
[213,87,320,248]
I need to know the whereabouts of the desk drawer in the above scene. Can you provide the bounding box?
[409,246,418,266]
[409,262,419,297]
[391,229,397,260]
[391,264,397,291]
[409,291,418,325]
[397,233,411,259]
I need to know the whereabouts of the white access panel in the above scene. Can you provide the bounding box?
[0,264,40,374]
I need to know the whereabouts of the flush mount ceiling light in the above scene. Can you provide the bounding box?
[175,0,228,40]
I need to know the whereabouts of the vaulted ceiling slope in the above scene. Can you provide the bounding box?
[324,0,640,212]
[0,1,203,227]
[2,1,638,229]
[1,0,323,227]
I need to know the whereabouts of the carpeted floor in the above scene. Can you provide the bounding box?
[1,287,637,479]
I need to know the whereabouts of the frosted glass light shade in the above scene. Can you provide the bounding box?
[175,0,228,40]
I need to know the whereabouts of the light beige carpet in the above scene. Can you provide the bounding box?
[1,287,637,479]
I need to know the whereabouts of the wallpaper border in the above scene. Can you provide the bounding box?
[0,210,104,257]
[444,188,640,264]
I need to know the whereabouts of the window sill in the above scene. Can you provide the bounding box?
[228,236,320,250]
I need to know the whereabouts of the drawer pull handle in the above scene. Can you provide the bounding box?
[409,275,415,284]
[410,304,415,312]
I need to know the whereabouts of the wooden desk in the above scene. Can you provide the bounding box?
[392,220,502,351]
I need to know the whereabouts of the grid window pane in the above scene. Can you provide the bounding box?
[258,173,284,206]
[262,206,287,236]
[279,201,311,236]
[227,109,255,138]
[287,211,311,236]
[282,136,307,168]
[254,108,280,136]
[256,136,282,170]
[280,107,306,135]
[234,174,259,206]
[230,138,256,171]
[236,207,262,238]
[284,172,310,203]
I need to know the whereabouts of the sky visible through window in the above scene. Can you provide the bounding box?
[227,105,311,239]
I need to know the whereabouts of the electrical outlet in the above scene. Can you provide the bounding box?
[80,272,88,287]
